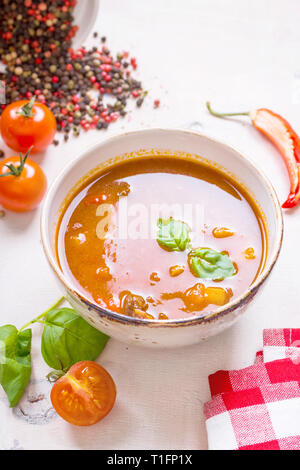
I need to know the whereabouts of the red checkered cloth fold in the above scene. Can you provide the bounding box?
[209,358,300,397]
[263,329,300,364]
[255,350,264,363]
[264,329,300,346]
[204,381,300,450]
[204,329,300,450]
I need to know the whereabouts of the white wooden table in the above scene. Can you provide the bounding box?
[1,0,300,450]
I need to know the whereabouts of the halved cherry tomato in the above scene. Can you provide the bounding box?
[0,98,56,153]
[50,361,117,426]
[0,149,47,212]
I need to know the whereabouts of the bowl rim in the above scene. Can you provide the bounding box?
[40,127,283,328]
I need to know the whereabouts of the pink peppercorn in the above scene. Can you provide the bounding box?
[110,112,119,122]
[38,2,47,11]
[130,57,137,69]
[100,64,111,72]
[72,95,80,104]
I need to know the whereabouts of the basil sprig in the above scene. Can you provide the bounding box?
[188,247,236,280]
[41,308,109,371]
[0,326,32,407]
[0,298,109,407]
[157,218,191,252]
[156,218,236,280]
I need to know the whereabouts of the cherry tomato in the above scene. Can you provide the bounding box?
[51,361,117,426]
[0,99,57,153]
[0,151,47,212]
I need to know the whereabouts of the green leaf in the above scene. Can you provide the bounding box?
[188,247,236,280]
[157,218,191,251]
[41,308,109,371]
[0,325,32,407]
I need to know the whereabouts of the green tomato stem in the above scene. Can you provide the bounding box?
[46,370,66,383]
[20,97,36,118]
[206,101,250,118]
[20,296,65,331]
[0,147,33,178]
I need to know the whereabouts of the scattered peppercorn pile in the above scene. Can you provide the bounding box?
[0,0,146,140]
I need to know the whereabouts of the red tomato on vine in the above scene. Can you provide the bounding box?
[0,148,47,212]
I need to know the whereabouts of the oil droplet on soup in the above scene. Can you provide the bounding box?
[212,227,234,238]
[244,247,256,259]
[57,157,266,320]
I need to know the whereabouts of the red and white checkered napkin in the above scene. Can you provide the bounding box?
[204,329,300,450]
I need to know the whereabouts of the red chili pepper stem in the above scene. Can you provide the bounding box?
[206,101,250,118]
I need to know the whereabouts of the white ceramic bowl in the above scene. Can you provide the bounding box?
[73,0,100,48]
[41,129,283,348]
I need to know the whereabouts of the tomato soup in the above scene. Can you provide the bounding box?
[56,156,267,320]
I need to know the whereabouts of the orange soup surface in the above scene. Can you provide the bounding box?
[57,157,266,320]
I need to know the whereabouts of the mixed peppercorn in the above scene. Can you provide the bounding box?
[0,0,146,139]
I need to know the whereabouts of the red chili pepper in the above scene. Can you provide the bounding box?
[206,102,300,209]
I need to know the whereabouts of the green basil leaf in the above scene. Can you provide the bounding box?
[41,308,109,371]
[157,218,191,251]
[0,325,32,407]
[188,247,236,280]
